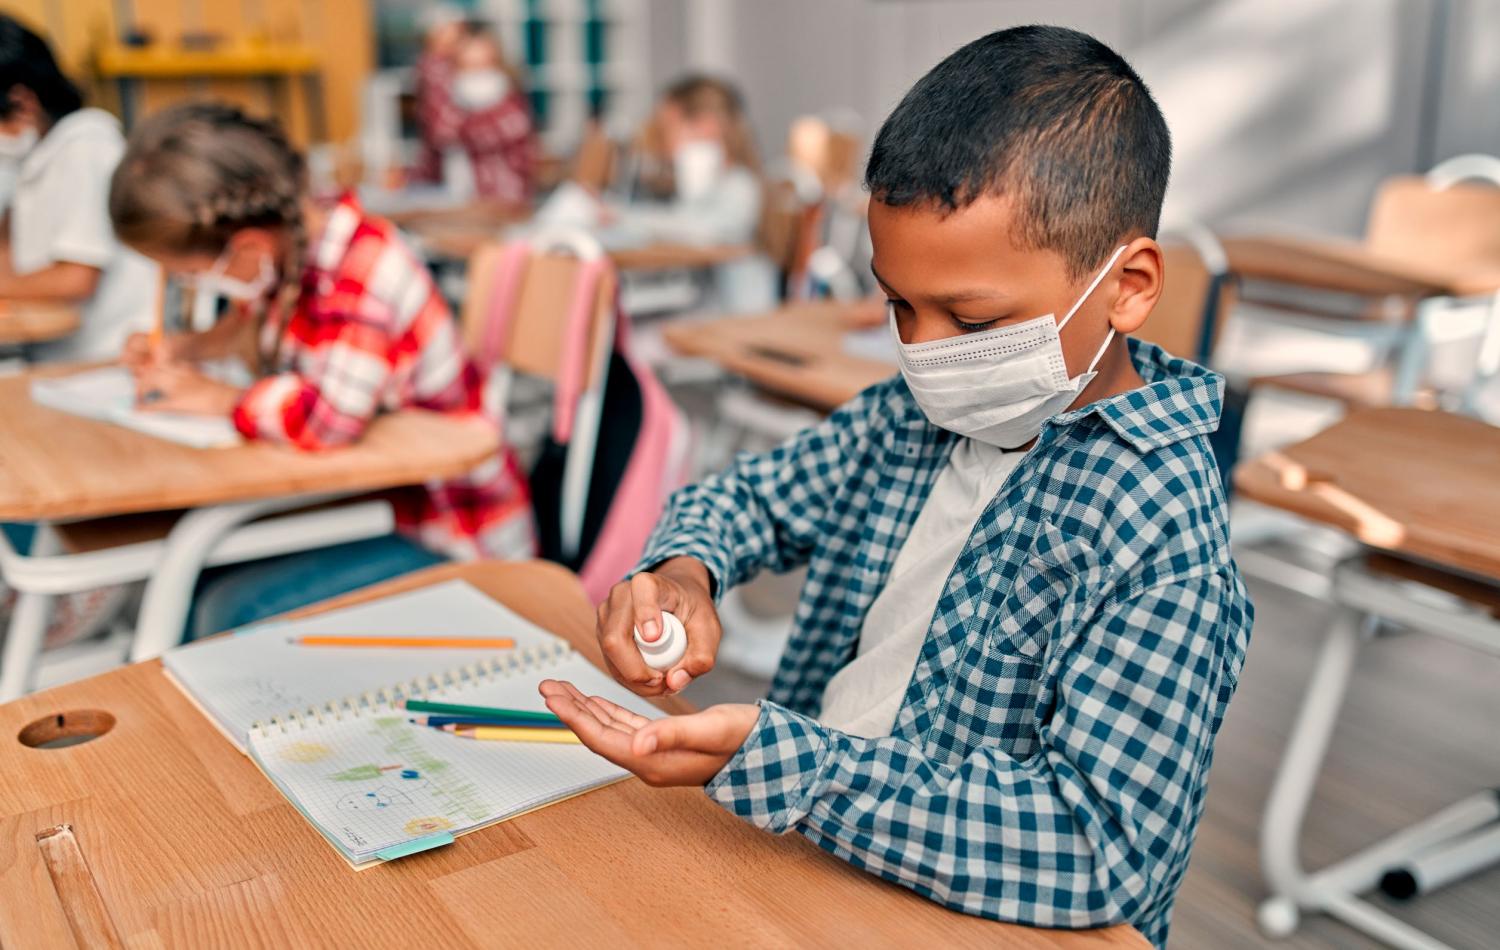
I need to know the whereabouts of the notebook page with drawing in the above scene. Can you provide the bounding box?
[246,643,658,867]
[30,362,246,448]
[162,579,663,867]
[162,580,570,750]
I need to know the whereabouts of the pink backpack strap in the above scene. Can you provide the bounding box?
[478,242,534,365]
[552,256,613,444]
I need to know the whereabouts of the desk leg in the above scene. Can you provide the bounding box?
[0,524,60,701]
[1257,603,1471,950]
[130,494,377,661]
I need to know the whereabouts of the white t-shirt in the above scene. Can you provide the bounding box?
[609,166,778,313]
[10,108,159,362]
[818,438,1024,738]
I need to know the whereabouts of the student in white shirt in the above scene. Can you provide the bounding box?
[0,15,158,361]
[611,75,777,313]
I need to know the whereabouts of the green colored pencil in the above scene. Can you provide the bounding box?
[402,699,564,724]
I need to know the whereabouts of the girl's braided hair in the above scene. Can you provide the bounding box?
[108,102,307,370]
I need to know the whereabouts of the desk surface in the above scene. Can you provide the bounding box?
[0,366,499,522]
[405,214,753,273]
[0,561,1146,949]
[1223,235,1500,300]
[1235,408,1500,581]
[662,299,897,412]
[0,301,81,345]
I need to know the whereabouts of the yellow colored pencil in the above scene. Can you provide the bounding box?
[292,636,516,649]
[447,725,582,745]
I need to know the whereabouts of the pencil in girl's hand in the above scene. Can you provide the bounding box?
[150,271,166,354]
[409,714,571,729]
[290,635,516,649]
[446,725,583,745]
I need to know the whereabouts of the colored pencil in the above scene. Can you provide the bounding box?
[409,714,570,730]
[447,725,582,745]
[291,636,516,649]
[402,700,563,723]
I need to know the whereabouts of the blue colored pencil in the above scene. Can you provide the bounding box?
[408,714,571,730]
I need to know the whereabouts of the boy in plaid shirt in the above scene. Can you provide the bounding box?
[541,26,1252,947]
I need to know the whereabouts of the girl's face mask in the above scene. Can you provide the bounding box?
[185,243,278,302]
[891,244,1127,449]
[0,125,38,162]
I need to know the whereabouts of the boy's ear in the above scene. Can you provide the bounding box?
[1108,237,1163,335]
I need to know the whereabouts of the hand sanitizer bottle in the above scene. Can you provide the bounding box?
[633,612,687,671]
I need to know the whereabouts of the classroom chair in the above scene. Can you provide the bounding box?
[461,228,691,603]
[0,498,397,699]
[1244,155,1500,413]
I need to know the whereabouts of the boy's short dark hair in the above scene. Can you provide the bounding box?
[0,15,83,122]
[865,25,1170,278]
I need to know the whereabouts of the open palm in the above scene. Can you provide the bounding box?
[538,679,758,787]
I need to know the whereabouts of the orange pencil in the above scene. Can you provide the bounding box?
[150,272,166,353]
[290,636,516,649]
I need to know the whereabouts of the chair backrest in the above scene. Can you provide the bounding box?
[1364,176,1500,279]
[757,176,819,273]
[1135,238,1235,364]
[570,120,618,194]
[460,239,617,391]
[788,116,861,195]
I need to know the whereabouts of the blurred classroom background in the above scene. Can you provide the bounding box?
[1,2,1498,948]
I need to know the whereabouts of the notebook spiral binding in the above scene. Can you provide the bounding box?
[249,640,574,737]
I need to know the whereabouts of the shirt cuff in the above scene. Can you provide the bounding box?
[631,528,731,603]
[704,700,832,834]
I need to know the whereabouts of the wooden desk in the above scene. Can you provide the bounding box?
[1234,408,1500,579]
[408,217,753,274]
[1233,414,1500,948]
[662,299,896,412]
[0,367,498,522]
[0,561,1147,949]
[1221,236,1461,300]
[0,301,81,346]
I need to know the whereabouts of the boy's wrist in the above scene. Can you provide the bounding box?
[650,556,712,599]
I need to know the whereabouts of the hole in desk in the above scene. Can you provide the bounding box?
[17,710,116,749]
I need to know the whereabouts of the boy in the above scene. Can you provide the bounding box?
[540,26,1251,948]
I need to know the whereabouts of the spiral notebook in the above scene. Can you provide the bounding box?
[162,581,661,868]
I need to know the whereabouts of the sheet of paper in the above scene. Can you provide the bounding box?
[30,364,243,449]
[163,580,571,749]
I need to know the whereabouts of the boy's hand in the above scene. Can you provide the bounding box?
[132,362,242,416]
[539,679,757,786]
[596,557,721,696]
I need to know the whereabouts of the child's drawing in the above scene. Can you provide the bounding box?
[337,785,415,811]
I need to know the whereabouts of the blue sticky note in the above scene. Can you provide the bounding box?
[375,832,454,862]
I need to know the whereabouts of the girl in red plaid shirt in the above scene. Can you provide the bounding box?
[107,102,534,636]
[411,19,538,204]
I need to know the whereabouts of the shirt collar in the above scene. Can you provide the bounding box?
[1049,338,1225,452]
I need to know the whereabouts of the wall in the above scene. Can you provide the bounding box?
[681,0,1500,237]
[5,0,372,146]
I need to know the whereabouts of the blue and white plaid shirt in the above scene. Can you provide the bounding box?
[637,339,1252,948]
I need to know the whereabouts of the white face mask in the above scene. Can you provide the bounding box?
[892,244,1128,450]
[672,139,725,201]
[188,244,278,302]
[0,125,38,162]
[452,69,510,111]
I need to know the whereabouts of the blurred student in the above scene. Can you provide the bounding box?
[0,14,158,361]
[108,103,533,637]
[612,75,777,312]
[540,28,1251,949]
[412,12,537,205]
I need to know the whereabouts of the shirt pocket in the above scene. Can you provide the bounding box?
[988,519,1114,661]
